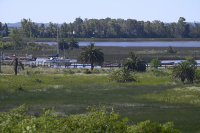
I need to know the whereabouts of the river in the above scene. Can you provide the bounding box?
[36,41,200,47]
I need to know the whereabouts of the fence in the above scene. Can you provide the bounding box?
[1,60,200,69]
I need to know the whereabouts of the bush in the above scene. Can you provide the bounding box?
[83,69,92,74]
[185,56,197,69]
[26,70,33,75]
[172,61,195,83]
[100,68,108,74]
[32,78,42,83]
[63,69,75,74]
[76,69,82,73]
[153,70,170,77]
[121,52,146,72]
[167,46,177,53]
[108,67,136,82]
[150,58,161,69]
[0,104,180,132]
[11,83,23,91]
[93,68,101,73]
[68,69,75,74]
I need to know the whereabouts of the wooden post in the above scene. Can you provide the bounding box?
[14,58,18,75]
[0,60,1,73]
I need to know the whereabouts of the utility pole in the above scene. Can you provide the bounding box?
[63,45,65,59]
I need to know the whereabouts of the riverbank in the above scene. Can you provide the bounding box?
[3,37,200,42]
[1,46,200,63]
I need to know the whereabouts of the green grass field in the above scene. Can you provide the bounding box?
[0,66,200,132]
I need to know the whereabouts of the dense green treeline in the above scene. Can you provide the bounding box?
[1,17,200,38]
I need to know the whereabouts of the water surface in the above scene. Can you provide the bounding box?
[36,41,200,47]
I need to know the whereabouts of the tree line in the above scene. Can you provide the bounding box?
[0,17,200,38]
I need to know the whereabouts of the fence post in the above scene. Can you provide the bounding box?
[0,60,1,73]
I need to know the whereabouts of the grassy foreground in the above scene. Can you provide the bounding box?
[0,66,200,132]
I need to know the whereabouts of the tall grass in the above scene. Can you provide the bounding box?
[1,67,200,132]
[138,86,200,105]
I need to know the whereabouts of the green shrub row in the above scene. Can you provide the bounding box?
[0,104,180,133]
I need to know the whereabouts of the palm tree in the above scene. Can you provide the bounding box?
[121,52,146,72]
[172,61,195,83]
[69,37,79,49]
[80,43,104,70]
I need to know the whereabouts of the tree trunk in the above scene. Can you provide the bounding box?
[181,77,185,83]
[0,60,1,73]
[91,61,94,70]
[14,58,18,75]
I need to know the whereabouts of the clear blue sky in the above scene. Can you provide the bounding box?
[0,0,199,24]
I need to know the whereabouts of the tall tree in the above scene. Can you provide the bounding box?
[59,22,68,38]
[11,27,20,34]
[2,23,9,37]
[80,43,104,70]
[69,37,79,49]
[58,39,69,50]
[21,18,39,38]
[176,17,189,38]
[9,34,23,50]
[39,23,45,38]
[144,21,152,38]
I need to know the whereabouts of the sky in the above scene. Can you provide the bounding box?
[0,0,200,24]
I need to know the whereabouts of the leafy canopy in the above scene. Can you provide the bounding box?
[108,66,136,82]
[167,46,177,53]
[69,37,79,49]
[80,43,104,70]
[0,104,180,132]
[150,58,161,69]
[58,39,69,50]
[172,61,195,83]
[121,52,146,72]
[185,56,197,68]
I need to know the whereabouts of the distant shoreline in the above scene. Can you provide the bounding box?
[4,37,200,42]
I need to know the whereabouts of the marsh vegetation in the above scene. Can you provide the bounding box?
[1,65,200,132]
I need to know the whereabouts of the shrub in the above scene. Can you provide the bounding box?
[26,70,32,75]
[11,83,23,91]
[0,104,180,132]
[68,69,75,74]
[83,69,92,74]
[32,78,42,83]
[121,52,146,72]
[167,46,177,53]
[76,69,82,73]
[34,70,40,74]
[172,61,195,83]
[108,67,136,82]
[153,70,170,77]
[185,56,197,69]
[63,69,75,74]
[100,68,108,74]
[93,68,100,73]
[150,58,161,69]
